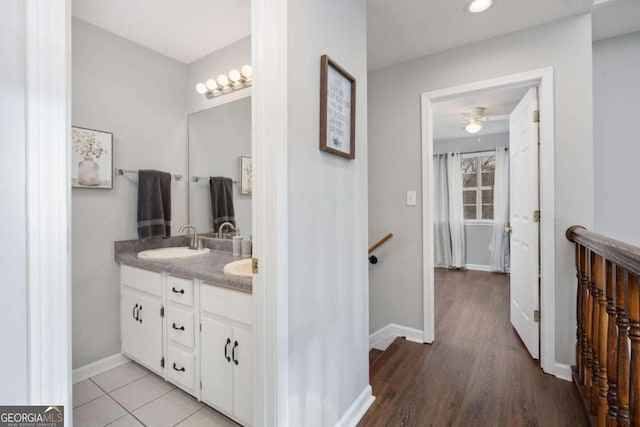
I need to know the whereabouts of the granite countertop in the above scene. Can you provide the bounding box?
[114,236,252,293]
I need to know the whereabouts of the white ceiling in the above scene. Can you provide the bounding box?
[72,0,251,64]
[433,85,530,140]
[367,0,594,71]
[592,0,640,41]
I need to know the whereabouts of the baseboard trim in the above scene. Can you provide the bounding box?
[334,385,375,427]
[370,323,424,350]
[73,353,130,384]
[555,363,572,382]
[465,264,493,272]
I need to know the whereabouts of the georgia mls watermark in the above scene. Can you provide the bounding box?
[0,406,64,427]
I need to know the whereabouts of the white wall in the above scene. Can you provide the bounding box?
[187,36,251,114]
[368,14,593,366]
[435,133,507,269]
[189,97,252,237]
[286,0,370,424]
[593,31,640,246]
[72,18,188,368]
[0,0,29,403]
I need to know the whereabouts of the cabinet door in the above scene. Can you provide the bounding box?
[232,327,254,426]
[121,288,141,360]
[200,316,233,415]
[121,287,164,375]
[135,292,164,374]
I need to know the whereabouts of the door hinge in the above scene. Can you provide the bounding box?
[252,258,258,274]
[533,110,540,123]
[533,210,541,223]
[160,306,165,317]
[200,380,202,390]
[200,323,202,332]
[534,310,541,323]
[160,357,165,368]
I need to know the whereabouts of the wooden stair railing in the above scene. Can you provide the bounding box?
[567,226,640,427]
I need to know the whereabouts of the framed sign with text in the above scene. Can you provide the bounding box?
[319,55,356,159]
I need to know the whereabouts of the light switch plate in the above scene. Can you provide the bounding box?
[406,190,417,206]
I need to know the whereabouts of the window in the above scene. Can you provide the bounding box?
[462,154,495,221]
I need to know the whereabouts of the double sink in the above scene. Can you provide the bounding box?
[137,247,252,278]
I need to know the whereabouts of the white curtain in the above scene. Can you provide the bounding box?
[433,155,452,267]
[447,153,466,268]
[490,147,510,272]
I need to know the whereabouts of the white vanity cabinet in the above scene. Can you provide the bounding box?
[200,283,254,426]
[120,265,164,375]
[119,264,253,426]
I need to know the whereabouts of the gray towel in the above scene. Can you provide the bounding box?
[210,176,235,233]
[137,170,172,239]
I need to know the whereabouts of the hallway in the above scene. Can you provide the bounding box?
[359,269,587,426]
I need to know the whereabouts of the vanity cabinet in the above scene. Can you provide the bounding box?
[200,283,254,426]
[119,264,253,426]
[120,266,164,375]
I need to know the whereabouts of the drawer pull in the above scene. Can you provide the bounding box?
[232,340,239,365]
[172,322,185,331]
[132,304,139,320]
[137,305,142,323]
[224,338,231,362]
[172,363,185,372]
[171,287,185,295]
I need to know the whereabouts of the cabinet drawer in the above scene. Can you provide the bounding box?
[121,265,162,297]
[201,283,253,325]
[167,276,194,307]
[167,305,195,348]
[168,346,195,392]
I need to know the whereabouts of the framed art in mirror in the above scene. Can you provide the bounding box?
[240,156,252,195]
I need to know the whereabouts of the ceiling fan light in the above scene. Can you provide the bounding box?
[467,0,493,13]
[465,122,482,134]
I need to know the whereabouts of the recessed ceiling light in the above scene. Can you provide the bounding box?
[466,0,493,13]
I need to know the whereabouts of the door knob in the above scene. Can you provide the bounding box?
[504,227,512,233]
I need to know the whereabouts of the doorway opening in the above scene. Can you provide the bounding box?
[421,68,557,376]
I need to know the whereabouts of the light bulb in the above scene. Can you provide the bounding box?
[217,74,230,88]
[195,82,207,94]
[241,64,252,80]
[467,0,492,13]
[229,69,241,83]
[206,79,219,91]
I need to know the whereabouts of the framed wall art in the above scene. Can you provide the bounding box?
[239,156,252,195]
[71,126,113,189]
[319,54,356,160]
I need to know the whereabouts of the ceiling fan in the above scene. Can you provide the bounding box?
[459,107,509,134]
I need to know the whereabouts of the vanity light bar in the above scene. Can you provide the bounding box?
[195,65,252,99]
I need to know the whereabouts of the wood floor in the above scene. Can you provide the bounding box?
[359,268,588,427]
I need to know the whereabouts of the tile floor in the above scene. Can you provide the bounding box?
[72,362,240,427]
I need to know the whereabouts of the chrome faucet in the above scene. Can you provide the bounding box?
[218,222,236,238]
[179,224,200,250]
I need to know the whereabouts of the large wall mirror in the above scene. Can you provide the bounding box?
[188,96,252,238]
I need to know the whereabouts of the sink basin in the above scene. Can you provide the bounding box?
[138,246,210,260]
[223,259,253,278]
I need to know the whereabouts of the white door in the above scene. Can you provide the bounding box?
[509,86,540,359]
[232,327,254,426]
[200,316,233,415]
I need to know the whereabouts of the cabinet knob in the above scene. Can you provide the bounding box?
[232,340,239,365]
